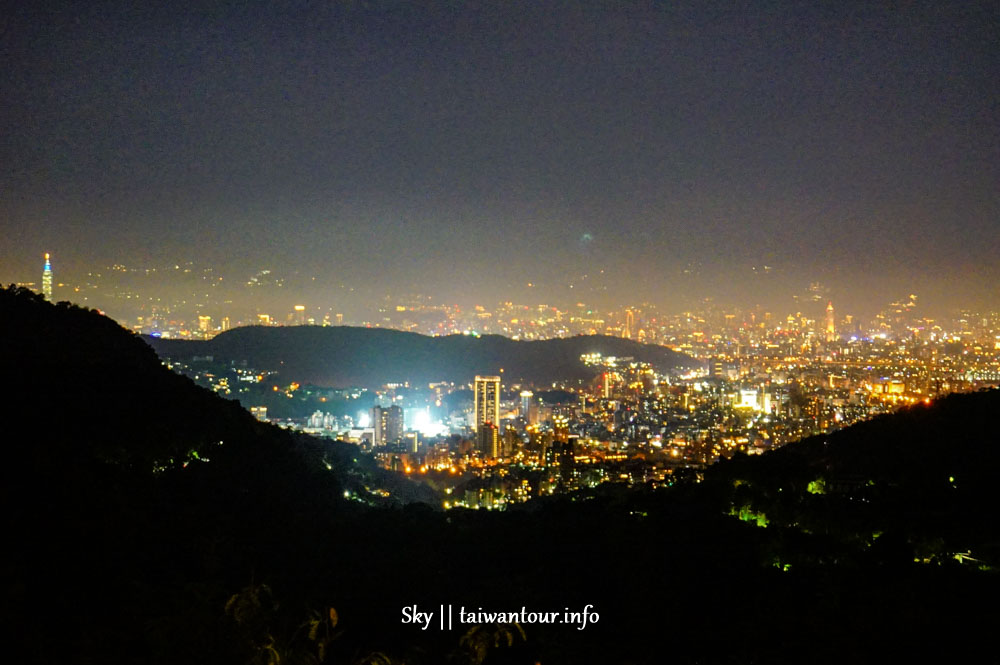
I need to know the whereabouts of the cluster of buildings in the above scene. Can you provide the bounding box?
[27,254,1000,510]
[224,324,998,511]
[21,257,1000,353]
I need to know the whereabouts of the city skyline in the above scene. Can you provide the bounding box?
[8,249,997,333]
[3,2,998,314]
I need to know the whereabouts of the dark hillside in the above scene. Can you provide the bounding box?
[147,325,697,387]
[2,286,999,664]
[0,286,347,662]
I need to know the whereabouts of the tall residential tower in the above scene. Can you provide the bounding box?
[473,375,501,432]
[371,405,403,447]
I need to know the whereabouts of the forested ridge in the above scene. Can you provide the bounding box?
[146,324,696,388]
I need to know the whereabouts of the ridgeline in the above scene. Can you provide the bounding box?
[146,325,698,387]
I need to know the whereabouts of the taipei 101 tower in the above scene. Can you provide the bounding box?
[42,253,52,301]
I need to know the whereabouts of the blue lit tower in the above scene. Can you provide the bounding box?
[42,253,53,301]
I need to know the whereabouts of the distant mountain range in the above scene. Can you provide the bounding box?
[146,326,699,387]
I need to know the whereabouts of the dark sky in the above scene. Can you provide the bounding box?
[3,1,998,314]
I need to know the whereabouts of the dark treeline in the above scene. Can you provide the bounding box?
[2,285,998,664]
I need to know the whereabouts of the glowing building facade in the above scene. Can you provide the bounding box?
[474,375,501,432]
[826,301,836,342]
[372,405,403,447]
[42,253,52,301]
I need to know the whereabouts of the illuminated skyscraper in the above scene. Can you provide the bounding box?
[502,425,519,457]
[42,253,52,301]
[553,414,569,443]
[372,405,403,447]
[826,301,836,342]
[519,390,536,424]
[478,423,500,459]
[474,375,501,432]
[519,390,533,416]
[623,309,634,339]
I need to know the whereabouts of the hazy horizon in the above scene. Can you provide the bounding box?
[4,2,997,321]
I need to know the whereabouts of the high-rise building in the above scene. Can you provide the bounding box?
[502,425,520,457]
[474,375,501,432]
[404,431,419,453]
[553,414,569,443]
[519,390,535,424]
[478,423,500,459]
[826,301,836,342]
[371,405,403,447]
[42,253,52,301]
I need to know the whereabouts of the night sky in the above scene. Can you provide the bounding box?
[3,1,998,314]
